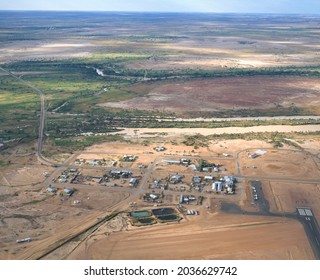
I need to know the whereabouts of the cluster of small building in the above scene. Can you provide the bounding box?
[163,158,191,166]
[190,174,235,194]
[200,166,220,173]
[198,159,221,172]
[75,158,86,165]
[70,173,105,185]
[191,175,214,192]
[163,158,222,174]
[154,146,166,152]
[149,174,185,189]
[75,158,116,166]
[149,179,168,190]
[179,194,197,204]
[169,174,183,184]
[108,170,139,187]
[122,155,137,162]
[150,171,236,195]
[109,169,132,178]
[212,176,236,194]
[143,193,162,203]
[53,167,140,188]
[46,187,74,197]
[57,168,78,183]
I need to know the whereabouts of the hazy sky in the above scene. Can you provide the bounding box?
[1,0,320,14]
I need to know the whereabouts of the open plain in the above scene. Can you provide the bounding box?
[1,11,320,260]
[102,77,320,113]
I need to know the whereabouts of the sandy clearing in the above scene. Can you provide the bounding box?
[73,214,313,260]
[111,125,320,138]
[158,115,320,122]
[267,182,320,220]
[0,40,94,63]
[240,149,320,179]
[84,139,274,159]
[298,139,320,156]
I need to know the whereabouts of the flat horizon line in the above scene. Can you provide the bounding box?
[0,10,319,16]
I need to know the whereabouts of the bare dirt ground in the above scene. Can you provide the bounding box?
[83,140,272,158]
[298,139,320,157]
[0,143,131,259]
[69,213,313,260]
[265,182,320,219]
[0,186,130,259]
[0,40,95,63]
[82,142,211,157]
[43,213,128,260]
[102,77,320,113]
[110,125,320,139]
[126,36,320,70]
[239,149,320,180]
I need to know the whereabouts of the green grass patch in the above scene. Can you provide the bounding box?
[0,75,40,143]
[0,160,9,167]
[86,52,151,62]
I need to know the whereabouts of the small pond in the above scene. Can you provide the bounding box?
[157,214,180,221]
[130,211,150,218]
[152,208,175,216]
[137,217,155,224]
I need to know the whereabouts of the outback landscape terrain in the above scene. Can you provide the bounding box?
[0,11,320,260]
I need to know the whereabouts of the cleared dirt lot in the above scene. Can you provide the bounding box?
[69,213,313,260]
[102,77,320,113]
[265,182,320,219]
[83,140,273,159]
[239,149,320,179]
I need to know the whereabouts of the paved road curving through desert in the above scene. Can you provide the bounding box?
[0,66,54,166]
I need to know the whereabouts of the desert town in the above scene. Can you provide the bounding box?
[1,136,320,260]
[1,10,320,261]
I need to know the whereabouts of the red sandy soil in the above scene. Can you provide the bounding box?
[69,213,314,260]
[102,77,320,113]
